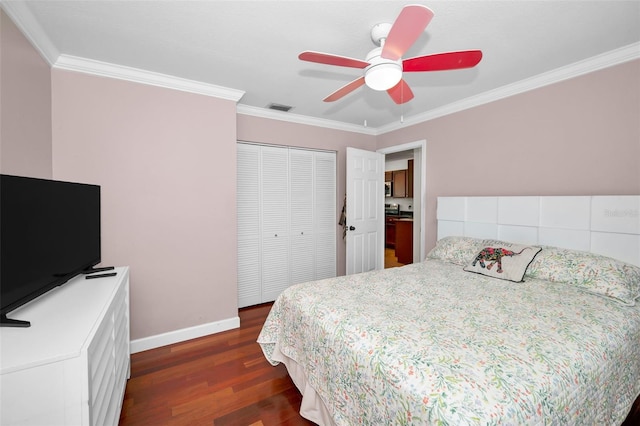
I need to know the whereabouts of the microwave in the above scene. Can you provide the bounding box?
[385,181,392,197]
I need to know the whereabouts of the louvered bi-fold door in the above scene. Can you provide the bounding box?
[260,146,291,302]
[237,144,262,308]
[237,143,336,308]
[289,149,315,286]
[314,151,337,279]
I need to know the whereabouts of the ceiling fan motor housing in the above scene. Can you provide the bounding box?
[364,47,402,91]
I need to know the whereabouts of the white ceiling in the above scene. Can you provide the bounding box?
[5,1,640,133]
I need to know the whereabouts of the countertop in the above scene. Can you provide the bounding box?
[386,211,413,220]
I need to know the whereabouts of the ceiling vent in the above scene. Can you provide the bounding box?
[267,103,293,112]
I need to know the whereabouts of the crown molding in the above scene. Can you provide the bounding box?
[378,42,640,134]
[54,55,245,101]
[1,0,59,65]
[1,1,243,102]
[4,0,637,133]
[237,105,377,135]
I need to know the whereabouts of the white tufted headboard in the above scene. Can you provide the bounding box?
[437,196,640,267]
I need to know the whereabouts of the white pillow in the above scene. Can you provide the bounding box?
[463,239,542,282]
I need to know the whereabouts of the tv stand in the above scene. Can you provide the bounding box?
[0,314,30,328]
[0,267,130,425]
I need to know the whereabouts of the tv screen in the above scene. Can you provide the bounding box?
[1,174,101,326]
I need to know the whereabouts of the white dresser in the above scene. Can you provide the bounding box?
[0,267,130,426]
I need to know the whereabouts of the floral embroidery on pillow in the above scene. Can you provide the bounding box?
[464,240,542,282]
[471,246,537,273]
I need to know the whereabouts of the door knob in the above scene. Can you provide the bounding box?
[349,226,356,231]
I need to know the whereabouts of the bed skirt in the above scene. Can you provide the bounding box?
[269,340,336,426]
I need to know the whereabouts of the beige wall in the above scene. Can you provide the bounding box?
[0,10,52,178]
[377,59,640,252]
[52,69,239,340]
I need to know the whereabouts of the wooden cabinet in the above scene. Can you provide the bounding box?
[395,220,413,264]
[0,268,130,426]
[407,159,414,198]
[385,217,396,248]
[392,169,407,198]
[389,161,413,198]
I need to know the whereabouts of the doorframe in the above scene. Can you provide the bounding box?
[377,139,427,262]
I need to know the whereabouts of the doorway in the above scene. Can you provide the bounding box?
[378,140,426,268]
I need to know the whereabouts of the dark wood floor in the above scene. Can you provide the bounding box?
[120,300,640,426]
[119,302,315,426]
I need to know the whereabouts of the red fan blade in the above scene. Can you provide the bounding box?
[323,77,366,102]
[387,79,414,104]
[382,5,434,61]
[299,51,369,68]
[403,50,483,72]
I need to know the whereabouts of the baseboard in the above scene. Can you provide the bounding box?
[130,315,240,354]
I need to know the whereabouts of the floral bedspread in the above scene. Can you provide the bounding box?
[257,259,640,425]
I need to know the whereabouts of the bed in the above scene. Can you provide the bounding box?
[258,196,640,425]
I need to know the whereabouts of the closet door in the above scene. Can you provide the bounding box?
[237,143,336,308]
[260,145,290,302]
[289,149,315,285]
[314,151,337,279]
[237,144,262,308]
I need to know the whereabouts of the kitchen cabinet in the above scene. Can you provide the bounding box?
[389,161,413,198]
[395,219,413,264]
[407,159,414,198]
[392,169,407,198]
[385,216,396,248]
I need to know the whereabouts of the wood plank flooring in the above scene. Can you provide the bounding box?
[384,247,405,268]
[118,302,315,426]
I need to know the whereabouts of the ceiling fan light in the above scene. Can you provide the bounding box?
[365,63,402,91]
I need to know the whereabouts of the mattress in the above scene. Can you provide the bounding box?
[258,259,640,425]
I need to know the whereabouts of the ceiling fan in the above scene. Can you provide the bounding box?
[298,4,482,104]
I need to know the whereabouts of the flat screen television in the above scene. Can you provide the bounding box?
[1,174,101,327]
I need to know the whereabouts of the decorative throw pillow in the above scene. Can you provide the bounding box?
[463,239,542,282]
[427,236,484,266]
[526,246,640,306]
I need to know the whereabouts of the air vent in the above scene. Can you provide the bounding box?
[267,103,293,112]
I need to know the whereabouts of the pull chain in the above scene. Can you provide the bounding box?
[400,82,404,123]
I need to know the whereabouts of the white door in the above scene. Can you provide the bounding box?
[238,143,336,308]
[289,149,315,286]
[345,147,385,275]
[314,151,337,280]
[260,145,290,302]
[290,149,337,283]
[237,143,262,307]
